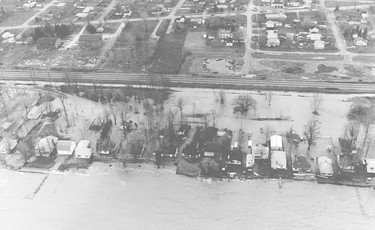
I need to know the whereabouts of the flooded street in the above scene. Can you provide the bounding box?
[1,163,375,230]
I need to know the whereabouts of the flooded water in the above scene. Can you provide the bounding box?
[165,88,375,150]
[1,164,375,230]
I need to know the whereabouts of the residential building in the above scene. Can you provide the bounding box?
[307,33,321,41]
[203,142,222,157]
[35,136,58,157]
[265,13,287,21]
[253,143,269,159]
[309,27,319,33]
[317,156,334,177]
[57,140,76,155]
[362,158,375,176]
[78,34,102,49]
[270,135,283,151]
[271,151,287,170]
[75,140,92,159]
[267,38,280,47]
[265,20,282,28]
[354,37,368,46]
[36,37,62,50]
[218,29,232,39]
[314,40,325,49]
[0,138,18,154]
[271,0,284,8]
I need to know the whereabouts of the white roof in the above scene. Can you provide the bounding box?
[271,151,287,169]
[0,139,18,154]
[270,135,283,150]
[365,158,375,173]
[75,148,92,158]
[36,136,58,154]
[317,156,333,175]
[82,6,94,13]
[76,140,90,149]
[2,32,15,39]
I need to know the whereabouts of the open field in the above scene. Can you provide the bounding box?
[105,20,158,72]
[0,9,37,27]
[149,32,188,74]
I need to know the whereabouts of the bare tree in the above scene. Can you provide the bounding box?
[311,93,323,115]
[57,94,70,127]
[210,110,218,127]
[233,94,257,115]
[218,89,226,104]
[303,119,320,151]
[175,98,185,126]
[265,91,274,106]
[0,97,10,121]
[80,120,91,139]
[344,121,360,151]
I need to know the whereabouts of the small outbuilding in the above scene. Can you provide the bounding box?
[35,136,58,157]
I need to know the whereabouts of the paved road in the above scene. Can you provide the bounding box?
[1,70,374,93]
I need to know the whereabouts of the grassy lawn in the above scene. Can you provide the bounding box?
[0,9,37,26]
[149,32,188,74]
[155,19,171,37]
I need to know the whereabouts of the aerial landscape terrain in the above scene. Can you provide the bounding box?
[1,0,375,229]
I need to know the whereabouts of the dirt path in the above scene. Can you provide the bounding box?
[241,1,255,74]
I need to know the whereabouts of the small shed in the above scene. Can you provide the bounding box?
[57,140,76,155]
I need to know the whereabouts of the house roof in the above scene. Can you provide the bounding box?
[0,139,18,154]
[204,142,221,152]
[79,34,102,41]
[364,158,375,173]
[36,136,58,154]
[75,148,92,157]
[205,127,218,141]
[317,156,333,175]
[57,140,75,152]
[76,140,90,149]
[227,150,242,162]
[253,143,269,158]
[271,151,287,169]
[293,156,311,170]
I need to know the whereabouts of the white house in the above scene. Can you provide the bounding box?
[314,40,325,49]
[265,20,282,28]
[265,13,287,21]
[57,140,76,155]
[271,151,287,170]
[82,6,94,13]
[307,33,322,41]
[363,158,375,175]
[317,156,334,177]
[0,138,18,154]
[267,38,280,47]
[270,135,283,151]
[354,37,368,46]
[309,27,320,33]
[35,136,58,157]
[74,140,92,159]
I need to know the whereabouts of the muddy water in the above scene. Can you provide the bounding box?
[1,164,375,230]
